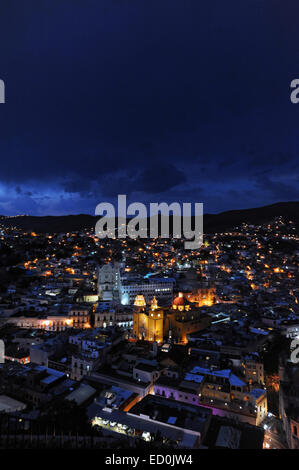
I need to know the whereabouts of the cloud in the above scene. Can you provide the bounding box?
[133,164,186,194]
[255,176,299,200]
[0,0,298,214]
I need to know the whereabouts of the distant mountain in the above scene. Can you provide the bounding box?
[0,214,96,234]
[0,202,298,235]
[204,201,299,233]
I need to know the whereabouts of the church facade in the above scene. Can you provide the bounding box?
[133,292,212,344]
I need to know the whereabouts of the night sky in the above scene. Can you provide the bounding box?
[0,0,298,216]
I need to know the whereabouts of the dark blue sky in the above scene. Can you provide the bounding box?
[0,0,298,215]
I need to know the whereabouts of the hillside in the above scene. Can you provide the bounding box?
[0,202,298,235]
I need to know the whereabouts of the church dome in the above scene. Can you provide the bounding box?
[172,292,185,306]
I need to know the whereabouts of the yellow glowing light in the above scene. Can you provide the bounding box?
[273,267,284,273]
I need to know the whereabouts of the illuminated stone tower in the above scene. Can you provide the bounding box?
[132,295,164,343]
[97,262,120,301]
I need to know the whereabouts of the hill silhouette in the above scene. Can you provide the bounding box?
[0,202,298,235]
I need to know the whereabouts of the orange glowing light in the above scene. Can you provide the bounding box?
[66,267,75,274]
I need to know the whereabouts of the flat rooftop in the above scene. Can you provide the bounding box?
[0,395,26,413]
[129,394,211,435]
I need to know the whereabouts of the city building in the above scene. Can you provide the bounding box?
[132,293,211,343]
